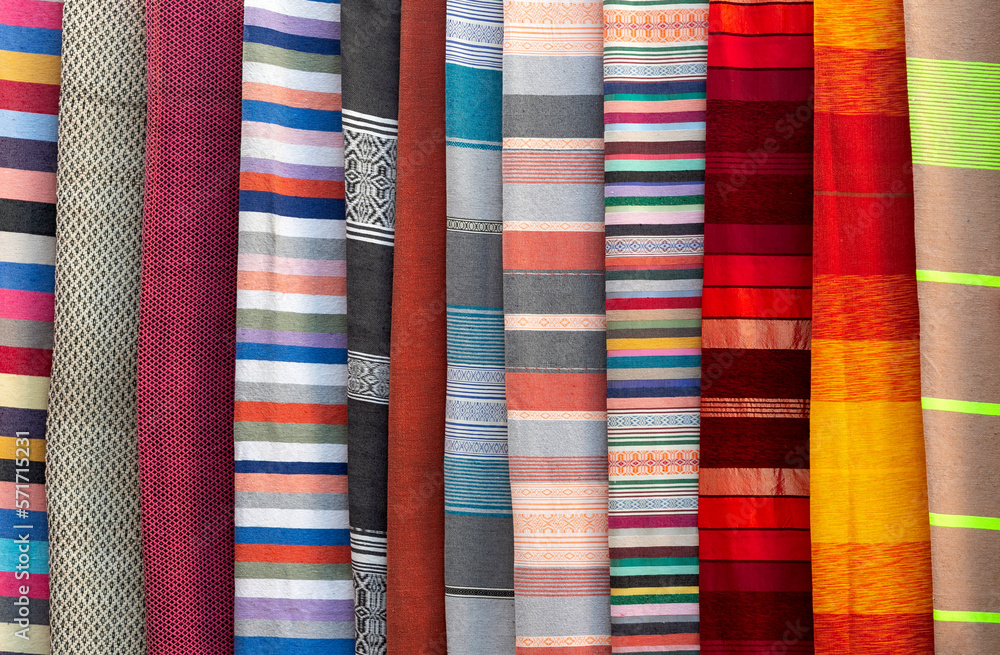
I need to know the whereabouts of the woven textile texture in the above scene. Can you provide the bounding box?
[45,0,146,648]
[698,1,814,652]
[602,1,706,651]
[0,0,61,651]
[385,0,448,650]
[905,0,1000,650]
[502,0,611,652]
[443,0,514,649]
[232,0,352,651]
[137,0,242,648]
[810,0,934,652]
[342,0,400,649]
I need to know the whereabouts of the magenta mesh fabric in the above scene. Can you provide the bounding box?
[137,0,243,651]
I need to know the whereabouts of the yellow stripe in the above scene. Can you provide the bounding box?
[0,437,45,462]
[0,622,50,653]
[0,374,50,411]
[610,586,698,596]
[0,50,62,86]
[606,337,701,350]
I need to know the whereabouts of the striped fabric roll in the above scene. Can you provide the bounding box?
[810,0,934,652]
[699,1,814,652]
[602,1,706,652]
[233,0,352,652]
[443,0,515,649]
[342,0,400,649]
[905,0,1000,650]
[502,0,611,652]
[0,0,61,651]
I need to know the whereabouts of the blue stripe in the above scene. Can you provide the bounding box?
[236,637,354,655]
[0,538,48,574]
[235,460,347,475]
[0,263,55,293]
[607,386,701,399]
[607,355,701,369]
[0,110,59,142]
[0,25,62,56]
[0,510,48,541]
[235,527,349,546]
[242,100,341,132]
[243,25,340,55]
[604,80,707,96]
[239,190,345,220]
[445,64,501,143]
[237,343,347,365]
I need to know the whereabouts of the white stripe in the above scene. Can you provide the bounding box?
[341,109,398,127]
[243,62,341,94]
[236,360,347,387]
[237,289,346,314]
[243,0,339,22]
[236,578,354,600]
[236,441,347,463]
[0,232,55,266]
[241,137,342,168]
[236,508,348,530]
[239,212,345,240]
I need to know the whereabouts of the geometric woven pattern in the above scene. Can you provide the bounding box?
[46,0,147,650]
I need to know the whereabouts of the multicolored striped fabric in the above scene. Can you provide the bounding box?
[342,0,400,649]
[0,0,61,651]
[699,1,814,652]
[602,1,706,652]
[502,1,610,652]
[905,0,1000,650]
[233,0,351,652]
[810,0,934,652]
[443,0,514,649]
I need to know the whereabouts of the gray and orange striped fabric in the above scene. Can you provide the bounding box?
[501,0,611,651]
[905,0,1000,651]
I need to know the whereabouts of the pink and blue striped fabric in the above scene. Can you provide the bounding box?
[233,0,352,651]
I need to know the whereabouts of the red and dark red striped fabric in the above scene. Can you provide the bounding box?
[699,1,815,652]
[385,0,448,649]
[137,0,243,650]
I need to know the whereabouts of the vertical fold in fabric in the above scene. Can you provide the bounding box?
[0,0,61,652]
[444,0,515,649]
[810,0,933,652]
[232,0,352,651]
[699,1,814,652]
[602,1,706,651]
[904,1,1000,651]
[138,0,242,648]
[342,0,400,649]
[385,0,448,649]
[46,0,146,647]
[501,0,611,652]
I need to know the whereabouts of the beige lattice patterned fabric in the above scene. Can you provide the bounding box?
[46,0,147,650]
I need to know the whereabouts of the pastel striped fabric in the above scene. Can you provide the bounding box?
[810,0,933,652]
[0,0,61,651]
[502,0,611,652]
[443,0,515,649]
[905,0,1000,650]
[602,1,706,652]
[699,1,814,652]
[233,0,351,652]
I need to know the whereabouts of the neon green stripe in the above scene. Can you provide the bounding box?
[934,610,1000,624]
[921,397,1000,416]
[916,270,1000,287]
[929,513,1000,531]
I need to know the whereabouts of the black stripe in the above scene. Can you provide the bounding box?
[0,198,56,237]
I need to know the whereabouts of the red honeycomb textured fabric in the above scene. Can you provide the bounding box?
[137,0,243,651]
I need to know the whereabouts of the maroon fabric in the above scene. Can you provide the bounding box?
[137,0,243,650]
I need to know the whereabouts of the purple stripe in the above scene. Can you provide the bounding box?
[243,7,340,39]
[605,182,704,197]
[0,136,57,173]
[236,328,346,349]
[235,597,354,622]
[241,157,343,182]
[609,514,696,529]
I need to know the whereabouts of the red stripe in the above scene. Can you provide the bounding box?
[0,80,61,115]
[0,346,52,377]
